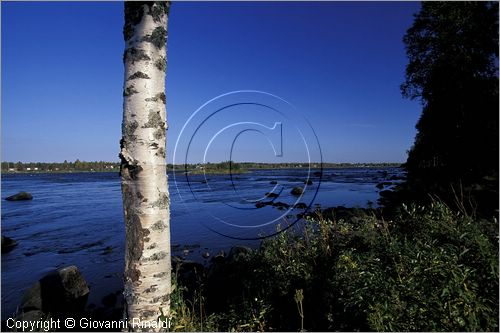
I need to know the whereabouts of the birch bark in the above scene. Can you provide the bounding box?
[120,2,171,330]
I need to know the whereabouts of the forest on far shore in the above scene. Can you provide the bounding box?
[1,161,401,173]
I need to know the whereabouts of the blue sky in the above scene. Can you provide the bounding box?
[2,1,422,163]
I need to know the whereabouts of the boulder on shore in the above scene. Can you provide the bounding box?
[227,245,252,264]
[291,187,304,196]
[5,191,33,201]
[1,236,18,253]
[18,265,89,318]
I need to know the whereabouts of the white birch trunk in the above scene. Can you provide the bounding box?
[120,2,171,330]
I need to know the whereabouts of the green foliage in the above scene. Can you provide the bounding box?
[173,202,498,331]
[1,160,120,173]
[399,1,499,215]
[184,161,247,175]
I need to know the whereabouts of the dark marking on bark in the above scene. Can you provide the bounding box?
[151,192,169,209]
[123,120,139,140]
[145,92,166,104]
[124,47,151,64]
[153,128,165,140]
[147,242,158,250]
[130,164,143,180]
[156,147,166,158]
[152,294,170,304]
[150,142,159,149]
[124,2,146,41]
[128,71,150,80]
[144,285,158,293]
[119,139,127,177]
[158,92,166,104]
[119,148,143,181]
[122,182,149,268]
[142,26,167,49]
[143,228,151,244]
[142,110,164,128]
[155,56,166,72]
[121,183,150,284]
[151,220,167,231]
[147,251,168,261]
[153,272,167,278]
[123,85,138,97]
[149,1,170,22]
[136,191,144,200]
[130,268,141,283]
[142,310,157,318]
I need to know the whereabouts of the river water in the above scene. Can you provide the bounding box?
[1,167,403,319]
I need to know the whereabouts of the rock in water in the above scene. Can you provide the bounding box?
[1,236,18,253]
[227,246,252,264]
[18,265,89,318]
[272,202,290,209]
[291,187,304,196]
[5,191,33,201]
[293,202,307,210]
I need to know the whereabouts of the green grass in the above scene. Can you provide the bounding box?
[168,201,499,331]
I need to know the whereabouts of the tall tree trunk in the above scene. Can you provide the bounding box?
[120,1,171,329]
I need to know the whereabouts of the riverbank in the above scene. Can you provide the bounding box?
[168,203,498,331]
[5,203,497,332]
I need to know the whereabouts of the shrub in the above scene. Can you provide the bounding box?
[173,201,499,331]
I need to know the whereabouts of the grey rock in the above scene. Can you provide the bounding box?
[19,265,89,316]
[1,235,18,253]
[293,202,307,210]
[5,191,33,201]
[227,246,252,264]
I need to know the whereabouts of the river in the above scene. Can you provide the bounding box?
[1,167,403,319]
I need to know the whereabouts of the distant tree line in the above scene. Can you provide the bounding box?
[172,161,401,171]
[2,160,402,174]
[239,162,401,169]
[1,160,121,173]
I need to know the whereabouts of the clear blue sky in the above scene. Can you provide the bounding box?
[1,1,422,163]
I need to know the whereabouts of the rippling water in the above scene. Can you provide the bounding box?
[1,167,403,319]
